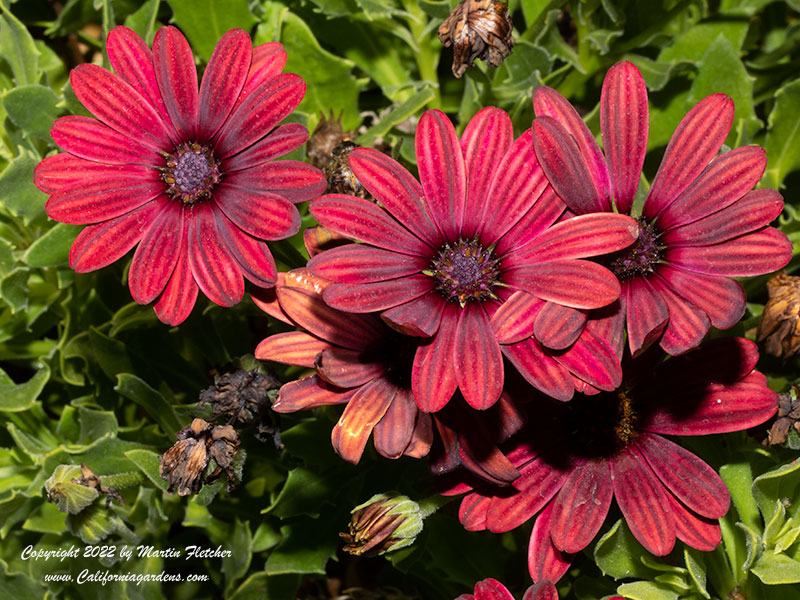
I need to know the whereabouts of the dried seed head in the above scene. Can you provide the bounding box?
[757,271,800,359]
[325,141,372,199]
[340,493,424,557]
[307,111,356,170]
[438,0,514,78]
[762,386,800,447]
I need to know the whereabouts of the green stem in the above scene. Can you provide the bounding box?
[101,471,145,489]
[401,0,441,109]
[417,493,453,518]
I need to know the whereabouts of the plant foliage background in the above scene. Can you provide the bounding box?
[1,0,800,598]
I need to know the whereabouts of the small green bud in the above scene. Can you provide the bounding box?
[340,492,424,557]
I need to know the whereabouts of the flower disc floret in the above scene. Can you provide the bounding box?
[428,239,501,306]
[163,142,221,204]
[606,218,663,281]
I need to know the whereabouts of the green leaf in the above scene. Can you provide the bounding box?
[720,462,761,531]
[752,460,800,525]
[624,54,693,91]
[22,223,81,267]
[22,501,67,535]
[658,21,749,63]
[264,467,334,519]
[65,502,120,544]
[615,580,681,600]
[2,85,59,138]
[223,519,253,590]
[0,266,28,312]
[77,407,119,443]
[88,328,134,379]
[264,520,339,575]
[594,519,658,580]
[357,88,435,146]
[0,238,13,276]
[124,449,168,491]
[418,0,452,19]
[123,0,161,44]
[0,558,47,598]
[736,521,764,572]
[166,0,257,61]
[764,80,800,189]
[684,548,711,599]
[0,148,48,223]
[353,0,411,20]
[0,4,40,85]
[252,521,282,553]
[718,0,781,16]
[751,551,800,585]
[520,0,554,27]
[115,373,183,435]
[0,363,49,412]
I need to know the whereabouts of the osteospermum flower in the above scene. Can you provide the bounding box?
[449,338,778,582]
[307,107,640,411]
[457,578,557,600]
[529,61,791,357]
[34,26,325,325]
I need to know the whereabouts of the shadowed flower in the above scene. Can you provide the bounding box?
[308,107,639,411]
[447,338,778,583]
[530,61,791,358]
[456,578,604,600]
[34,26,325,325]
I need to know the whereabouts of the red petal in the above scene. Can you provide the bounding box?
[507,260,621,310]
[415,109,466,240]
[273,375,354,412]
[153,218,197,325]
[601,62,648,215]
[553,327,621,392]
[45,168,164,224]
[495,186,565,256]
[472,579,516,600]
[625,277,669,357]
[523,582,559,600]
[224,160,326,204]
[214,186,300,240]
[308,244,427,284]
[657,264,745,329]
[233,42,287,112]
[373,387,417,459]
[197,29,250,141]
[666,227,791,277]
[223,123,308,171]
[533,302,586,350]
[381,292,445,337]
[644,94,734,218]
[315,348,384,388]
[666,493,722,552]
[550,460,614,553]
[187,202,244,307]
[635,433,729,519]
[403,410,433,458]
[322,276,432,313]
[649,275,710,356]
[491,291,543,344]
[51,116,159,165]
[311,195,432,256]
[331,377,396,463]
[502,338,573,401]
[454,304,503,410]
[255,331,331,368]
[152,26,198,140]
[532,116,609,215]
[528,502,573,584]
[128,201,183,304]
[459,492,491,531]
[653,336,759,385]
[586,300,625,360]
[412,305,459,412]
[215,213,277,287]
[460,107,513,238]
[611,445,676,556]
[35,154,108,193]
[215,73,305,159]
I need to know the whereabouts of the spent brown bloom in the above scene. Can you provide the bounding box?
[307,110,356,170]
[325,141,372,199]
[438,0,514,78]
[762,387,800,446]
[757,271,800,359]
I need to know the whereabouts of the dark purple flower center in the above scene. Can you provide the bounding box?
[163,142,221,205]
[605,218,663,281]
[427,239,501,307]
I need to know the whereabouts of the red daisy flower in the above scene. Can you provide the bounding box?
[34,26,325,325]
[448,337,778,583]
[529,61,791,357]
[456,578,552,600]
[307,107,639,411]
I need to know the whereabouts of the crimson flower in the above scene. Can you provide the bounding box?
[529,61,791,358]
[457,578,557,600]
[308,107,639,411]
[448,338,777,583]
[34,26,325,325]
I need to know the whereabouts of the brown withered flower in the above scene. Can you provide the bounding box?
[72,463,124,508]
[438,0,514,78]
[325,141,372,199]
[340,493,424,557]
[307,111,356,170]
[757,271,800,359]
[762,387,800,446]
[159,418,241,496]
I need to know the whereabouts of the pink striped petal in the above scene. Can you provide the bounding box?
[152,26,198,140]
[471,579,515,600]
[586,300,625,360]
[153,217,196,325]
[502,338,573,401]
[553,328,621,391]
[70,199,164,273]
[214,186,300,240]
[528,502,573,584]
[349,148,440,247]
[656,146,767,230]
[416,109,466,239]
[625,277,669,357]
[412,304,459,412]
[533,303,586,350]
[224,160,326,203]
[460,492,491,531]
[667,493,722,551]
[310,195,431,256]
[373,388,417,459]
[495,186,565,255]
[666,228,791,277]
[601,62,648,215]
[491,291,544,344]
[657,264,745,329]
[635,433,729,519]
[70,64,172,150]
[454,304,503,410]
[276,286,383,350]
[255,331,332,368]
[458,437,519,487]
[534,87,612,211]
[381,292,445,337]
[322,276,432,313]
[35,154,107,193]
[223,123,308,171]
[308,244,427,284]
[523,582,559,600]
[315,348,384,388]
[507,260,621,310]
[663,188,784,247]
[532,116,609,215]
[197,29,250,141]
[215,212,277,287]
[403,410,433,458]
[273,375,354,412]
[550,460,613,553]
[233,42,287,112]
[187,202,244,307]
[332,377,396,463]
[482,129,550,245]
[610,445,676,556]
[461,107,513,238]
[45,167,164,224]
[51,116,160,165]
[105,26,177,143]
[215,73,305,159]
[649,275,709,355]
[644,94,734,218]
[128,201,183,304]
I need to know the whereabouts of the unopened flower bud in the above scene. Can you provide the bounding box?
[757,271,800,359]
[340,493,424,557]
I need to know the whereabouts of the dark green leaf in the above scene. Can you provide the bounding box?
[264,519,339,575]
[123,0,161,43]
[0,363,49,412]
[357,88,435,146]
[124,449,168,491]
[594,519,658,580]
[22,223,81,267]
[0,5,39,85]
[223,519,253,590]
[764,80,800,189]
[115,373,183,435]
[0,266,29,312]
[2,85,59,138]
[88,328,134,379]
[0,149,48,223]
[166,0,257,61]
